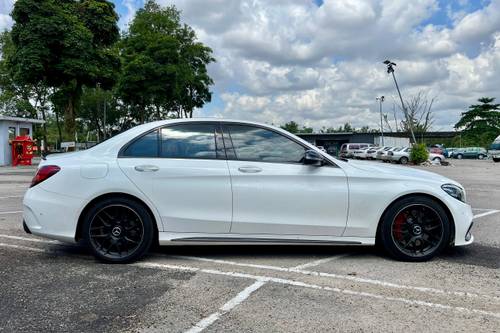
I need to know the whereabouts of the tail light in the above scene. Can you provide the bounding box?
[30,165,60,188]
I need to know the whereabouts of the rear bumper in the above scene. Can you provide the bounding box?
[23,186,80,243]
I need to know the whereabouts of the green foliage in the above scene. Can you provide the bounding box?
[9,0,120,139]
[410,143,429,164]
[454,97,500,147]
[280,121,312,133]
[117,0,214,121]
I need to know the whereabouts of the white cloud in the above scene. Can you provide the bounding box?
[2,0,499,130]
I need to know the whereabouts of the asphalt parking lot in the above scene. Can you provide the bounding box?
[1,160,499,332]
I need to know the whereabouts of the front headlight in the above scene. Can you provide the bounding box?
[441,184,466,202]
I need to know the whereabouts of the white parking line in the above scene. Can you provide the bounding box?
[170,255,497,301]
[2,243,500,320]
[473,210,500,219]
[0,242,46,252]
[184,280,266,333]
[0,195,23,199]
[0,235,58,244]
[0,210,22,215]
[136,262,500,320]
[291,254,350,270]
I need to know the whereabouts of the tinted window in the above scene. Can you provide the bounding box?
[160,124,217,159]
[122,130,159,157]
[350,145,360,150]
[226,125,306,163]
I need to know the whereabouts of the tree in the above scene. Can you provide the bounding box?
[9,0,120,140]
[118,1,214,122]
[281,121,313,133]
[454,97,500,147]
[0,31,51,149]
[399,91,435,136]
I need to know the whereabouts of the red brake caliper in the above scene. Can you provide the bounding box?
[393,213,406,241]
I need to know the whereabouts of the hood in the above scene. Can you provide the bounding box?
[345,160,459,186]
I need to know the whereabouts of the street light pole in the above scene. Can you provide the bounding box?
[376,96,385,146]
[383,60,416,144]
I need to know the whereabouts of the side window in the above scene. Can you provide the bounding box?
[350,144,360,150]
[122,130,159,157]
[160,124,217,159]
[224,124,306,163]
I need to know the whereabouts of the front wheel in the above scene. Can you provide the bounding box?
[399,157,409,165]
[478,154,485,160]
[456,154,463,159]
[82,197,155,263]
[378,196,450,262]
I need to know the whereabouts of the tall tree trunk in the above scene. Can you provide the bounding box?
[63,81,82,141]
[55,106,63,149]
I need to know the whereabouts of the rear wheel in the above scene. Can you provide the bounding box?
[379,196,450,261]
[399,156,409,165]
[478,154,485,160]
[432,157,441,163]
[456,154,463,159]
[82,197,154,263]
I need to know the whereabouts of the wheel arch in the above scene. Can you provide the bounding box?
[75,192,160,242]
[375,192,455,245]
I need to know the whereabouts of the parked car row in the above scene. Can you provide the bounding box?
[344,145,446,164]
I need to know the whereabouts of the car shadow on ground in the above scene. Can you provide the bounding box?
[40,242,498,269]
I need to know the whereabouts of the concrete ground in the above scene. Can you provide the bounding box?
[0,159,499,332]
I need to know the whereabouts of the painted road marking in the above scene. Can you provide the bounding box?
[0,234,58,244]
[291,254,350,270]
[137,262,500,320]
[0,242,46,252]
[184,280,266,333]
[473,209,500,219]
[0,210,23,215]
[1,243,500,321]
[0,195,23,200]
[170,255,497,301]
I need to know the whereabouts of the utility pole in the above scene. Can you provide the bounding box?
[376,96,385,146]
[383,60,416,144]
[103,96,107,140]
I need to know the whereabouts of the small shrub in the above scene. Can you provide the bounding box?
[410,143,429,164]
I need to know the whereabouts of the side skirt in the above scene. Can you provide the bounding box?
[158,232,375,246]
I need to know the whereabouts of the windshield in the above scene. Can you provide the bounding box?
[490,143,500,150]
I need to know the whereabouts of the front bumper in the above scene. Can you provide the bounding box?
[449,199,474,246]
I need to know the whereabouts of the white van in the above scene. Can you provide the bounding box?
[489,135,500,162]
[340,143,374,158]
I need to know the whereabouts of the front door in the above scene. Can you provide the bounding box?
[118,122,232,233]
[222,124,349,236]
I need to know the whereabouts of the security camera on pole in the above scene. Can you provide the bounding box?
[383,60,416,144]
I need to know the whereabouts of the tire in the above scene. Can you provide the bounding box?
[378,195,451,262]
[432,157,441,162]
[478,154,485,160]
[82,197,155,263]
[399,157,409,165]
[494,157,500,163]
[456,154,463,159]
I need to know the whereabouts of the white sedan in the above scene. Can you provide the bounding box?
[23,119,473,263]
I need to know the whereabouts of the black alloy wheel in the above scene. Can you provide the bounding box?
[83,197,154,263]
[379,196,450,261]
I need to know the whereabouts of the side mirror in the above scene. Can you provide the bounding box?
[303,150,324,166]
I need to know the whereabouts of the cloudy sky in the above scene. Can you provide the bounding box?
[2,0,500,130]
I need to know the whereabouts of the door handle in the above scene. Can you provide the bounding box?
[134,165,159,172]
[238,166,262,173]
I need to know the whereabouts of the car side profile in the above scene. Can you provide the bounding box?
[452,147,487,159]
[23,119,474,263]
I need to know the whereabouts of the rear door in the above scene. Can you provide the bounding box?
[118,122,232,233]
[222,123,349,236]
